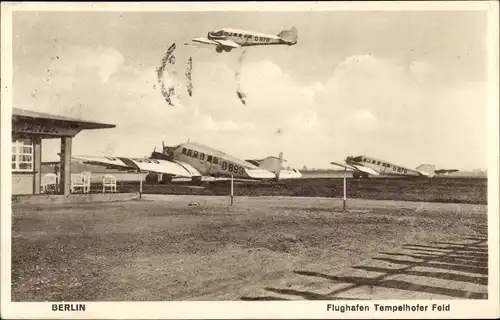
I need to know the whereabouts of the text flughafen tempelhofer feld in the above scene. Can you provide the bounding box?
[326,303,451,313]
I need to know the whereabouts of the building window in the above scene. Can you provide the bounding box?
[12,138,33,172]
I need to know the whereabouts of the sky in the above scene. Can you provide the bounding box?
[12,9,489,170]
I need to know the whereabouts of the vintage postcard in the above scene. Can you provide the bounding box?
[1,1,499,319]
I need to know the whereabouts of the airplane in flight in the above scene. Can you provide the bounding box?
[192,27,297,53]
[330,155,458,179]
[72,141,302,185]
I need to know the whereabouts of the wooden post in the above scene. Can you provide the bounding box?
[343,168,347,211]
[59,137,72,195]
[230,174,234,206]
[32,137,42,194]
[139,172,143,198]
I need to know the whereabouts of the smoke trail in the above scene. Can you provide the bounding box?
[156,43,177,106]
[235,49,247,105]
[185,57,193,97]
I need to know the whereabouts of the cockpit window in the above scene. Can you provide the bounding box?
[352,156,362,162]
[211,30,224,36]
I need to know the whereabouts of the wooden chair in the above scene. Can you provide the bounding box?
[70,174,86,193]
[41,173,58,193]
[102,174,117,193]
[81,171,92,193]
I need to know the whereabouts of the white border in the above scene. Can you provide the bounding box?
[1,1,499,319]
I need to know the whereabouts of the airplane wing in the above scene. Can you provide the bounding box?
[435,169,459,175]
[330,161,356,171]
[212,39,240,48]
[244,168,302,180]
[278,169,302,179]
[72,155,197,178]
[352,165,379,176]
[244,168,277,179]
[330,161,380,176]
[192,37,220,46]
[192,37,240,48]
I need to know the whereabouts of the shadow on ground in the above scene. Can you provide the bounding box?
[241,235,488,300]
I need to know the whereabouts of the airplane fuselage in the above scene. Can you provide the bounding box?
[169,142,259,179]
[207,28,288,47]
[346,156,422,178]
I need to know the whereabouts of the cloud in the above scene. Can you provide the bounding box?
[349,110,378,132]
[83,46,125,83]
[14,45,487,169]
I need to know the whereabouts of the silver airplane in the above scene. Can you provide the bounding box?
[192,27,297,53]
[331,155,457,179]
[73,141,302,185]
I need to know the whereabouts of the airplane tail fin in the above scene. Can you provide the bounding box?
[416,164,436,178]
[254,152,284,179]
[278,27,297,44]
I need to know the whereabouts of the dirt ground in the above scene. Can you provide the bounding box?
[11,195,488,301]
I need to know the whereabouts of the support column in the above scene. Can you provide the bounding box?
[33,137,42,194]
[59,137,72,195]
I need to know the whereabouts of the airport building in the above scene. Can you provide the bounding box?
[11,108,115,195]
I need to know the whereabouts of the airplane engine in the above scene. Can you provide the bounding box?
[216,46,223,53]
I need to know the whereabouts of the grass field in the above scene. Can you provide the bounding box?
[76,177,487,205]
[12,196,488,301]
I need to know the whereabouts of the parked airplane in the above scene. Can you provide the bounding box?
[192,27,297,53]
[72,141,302,185]
[331,155,456,179]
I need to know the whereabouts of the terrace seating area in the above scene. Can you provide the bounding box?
[41,171,118,194]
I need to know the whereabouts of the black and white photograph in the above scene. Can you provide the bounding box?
[1,1,499,319]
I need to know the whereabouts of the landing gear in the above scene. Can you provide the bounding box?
[353,172,369,179]
[145,173,173,184]
[215,46,231,53]
[191,176,202,186]
[145,172,159,184]
[160,174,173,184]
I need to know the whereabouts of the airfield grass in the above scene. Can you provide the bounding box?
[82,177,487,205]
[11,196,487,301]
